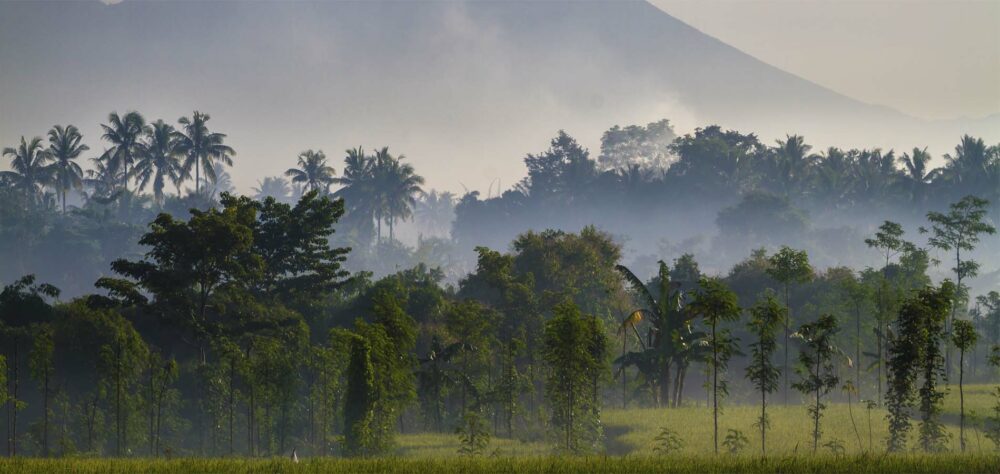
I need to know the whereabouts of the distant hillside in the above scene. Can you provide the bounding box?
[0,1,993,192]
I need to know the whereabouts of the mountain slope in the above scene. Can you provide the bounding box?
[0,1,990,192]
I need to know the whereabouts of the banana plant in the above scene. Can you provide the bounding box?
[613,261,704,407]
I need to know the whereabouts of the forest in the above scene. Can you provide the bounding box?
[1,111,1000,471]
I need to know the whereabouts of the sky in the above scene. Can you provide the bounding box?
[651,0,1000,120]
[1,0,997,195]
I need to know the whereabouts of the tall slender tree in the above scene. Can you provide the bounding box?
[175,111,235,196]
[134,120,182,207]
[2,136,53,203]
[952,319,977,452]
[923,196,996,379]
[687,277,741,454]
[864,220,907,405]
[100,111,148,192]
[745,292,783,456]
[792,314,840,453]
[284,150,336,194]
[46,125,89,213]
[766,246,813,404]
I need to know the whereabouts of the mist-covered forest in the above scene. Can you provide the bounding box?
[2,111,1000,459]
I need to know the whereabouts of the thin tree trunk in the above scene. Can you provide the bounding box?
[760,385,766,456]
[11,342,19,457]
[712,321,718,455]
[229,357,235,456]
[959,350,966,452]
[876,323,883,407]
[855,303,861,399]
[949,248,961,381]
[42,367,49,457]
[783,284,790,405]
[149,362,155,457]
[813,357,821,453]
[622,336,627,409]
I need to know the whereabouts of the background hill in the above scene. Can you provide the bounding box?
[2,0,993,193]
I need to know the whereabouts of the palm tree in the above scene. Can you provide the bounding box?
[414,190,456,237]
[2,136,54,202]
[897,147,939,206]
[333,147,379,242]
[100,111,148,192]
[372,147,424,241]
[851,148,898,205]
[201,161,234,198]
[773,134,817,197]
[812,147,853,206]
[252,176,292,202]
[175,111,235,195]
[334,146,374,204]
[284,150,336,193]
[84,154,122,201]
[134,120,182,207]
[47,125,89,213]
[943,136,997,209]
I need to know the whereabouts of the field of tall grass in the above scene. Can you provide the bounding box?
[3,455,999,474]
[0,384,995,473]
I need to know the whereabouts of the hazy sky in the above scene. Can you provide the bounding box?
[651,0,1000,120]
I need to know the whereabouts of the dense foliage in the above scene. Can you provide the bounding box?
[3,112,1000,459]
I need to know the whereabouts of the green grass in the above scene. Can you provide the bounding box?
[1,384,996,472]
[603,384,999,456]
[2,455,999,474]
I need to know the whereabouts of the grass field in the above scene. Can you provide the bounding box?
[602,384,1000,456]
[0,384,996,473]
[2,455,999,474]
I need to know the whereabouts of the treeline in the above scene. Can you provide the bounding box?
[2,186,1000,458]
[453,124,1000,272]
[5,114,1000,294]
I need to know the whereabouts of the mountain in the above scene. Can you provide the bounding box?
[0,1,993,192]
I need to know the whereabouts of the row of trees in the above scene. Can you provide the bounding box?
[2,186,999,457]
[1,112,435,246]
[2,112,234,210]
[453,124,1000,264]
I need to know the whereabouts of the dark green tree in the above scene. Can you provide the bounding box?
[885,283,954,452]
[791,314,840,453]
[952,319,977,452]
[745,292,783,455]
[0,275,59,456]
[766,246,813,404]
[542,301,606,454]
[865,220,907,405]
[27,324,54,456]
[416,336,470,431]
[923,195,996,379]
[687,277,741,454]
[342,334,375,457]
